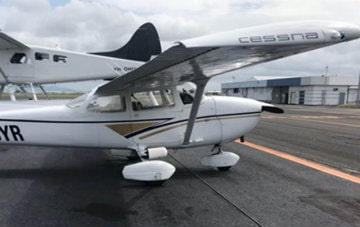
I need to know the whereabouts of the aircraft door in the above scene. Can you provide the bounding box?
[129,88,183,146]
[6,51,35,82]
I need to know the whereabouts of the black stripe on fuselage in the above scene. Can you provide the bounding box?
[0,111,260,138]
[0,118,172,124]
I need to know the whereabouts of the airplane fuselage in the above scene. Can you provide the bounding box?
[0,46,143,85]
[0,88,263,151]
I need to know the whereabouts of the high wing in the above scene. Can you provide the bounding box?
[94,20,360,144]
[0,32,30,51]
[95,43,319,95]
[95,20,360,96]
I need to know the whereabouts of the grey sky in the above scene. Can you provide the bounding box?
[1,0,359,91]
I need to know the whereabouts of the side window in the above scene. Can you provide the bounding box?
[88,95,126,112]
[10,53,28,64]
[53,55,67,63]
[35,52,49,61]
[132,89,174,111]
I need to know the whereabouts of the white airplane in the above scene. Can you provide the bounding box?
[0,21,359,184]
[0,23,161,101]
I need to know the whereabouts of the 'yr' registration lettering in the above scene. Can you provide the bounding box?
[0,125,24,141]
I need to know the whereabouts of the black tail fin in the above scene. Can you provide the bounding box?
[91,23,161,62]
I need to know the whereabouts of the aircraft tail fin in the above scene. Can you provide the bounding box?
[91,23,161,62]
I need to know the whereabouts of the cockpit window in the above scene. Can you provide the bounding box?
[10,53,28,64]
[132,89,174,111]
[87,95,126,112]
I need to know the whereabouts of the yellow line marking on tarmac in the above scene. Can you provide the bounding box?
[298,119,360,128]
[262,115,360,128]
[235,139,360,185]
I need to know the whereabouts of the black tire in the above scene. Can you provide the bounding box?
[127,156,141,161]
[217,166,232,171]
[145,180,166,186]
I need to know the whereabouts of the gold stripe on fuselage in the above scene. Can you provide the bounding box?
[139,113,260,140]
[107,121,161,136]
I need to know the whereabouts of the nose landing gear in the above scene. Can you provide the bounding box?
[200,145,240,171]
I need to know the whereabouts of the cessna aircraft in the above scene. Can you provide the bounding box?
[0,21,359,184]
[0,23,161,100]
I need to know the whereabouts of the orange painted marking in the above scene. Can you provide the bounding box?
[235,139,360,185]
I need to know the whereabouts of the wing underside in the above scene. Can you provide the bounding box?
[0,32,30,51]
[92,20,359,145]
[95,42,328,96]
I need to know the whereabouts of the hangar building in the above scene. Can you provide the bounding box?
[221,76,359,105]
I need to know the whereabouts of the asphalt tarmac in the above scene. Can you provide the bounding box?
[0,105,359,226]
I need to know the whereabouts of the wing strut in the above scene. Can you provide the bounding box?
[39,85,49,100]
[0,85,4,100]
[183,60,209,145]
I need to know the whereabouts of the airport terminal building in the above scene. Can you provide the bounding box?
[221,76,359,105]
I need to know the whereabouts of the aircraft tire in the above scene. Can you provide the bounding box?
[217,166,232,171]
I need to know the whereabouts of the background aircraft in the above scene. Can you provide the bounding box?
[0,20,359,184]
[0,23,161,101]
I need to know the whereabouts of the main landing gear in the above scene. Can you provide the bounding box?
[121,147,176,185]
[120,144,240,185]
[200,145,240,171]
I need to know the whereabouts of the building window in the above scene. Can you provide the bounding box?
[299,90,305,104]
[233,88,239,93]
[35,52,50,61]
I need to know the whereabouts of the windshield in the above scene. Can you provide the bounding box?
[66,93,88,109]
[87,95,126,112]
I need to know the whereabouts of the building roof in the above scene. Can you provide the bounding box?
[222,76,358,89]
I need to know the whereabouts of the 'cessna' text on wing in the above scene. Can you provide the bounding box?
[238,32,319,43]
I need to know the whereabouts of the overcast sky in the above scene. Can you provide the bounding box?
[1,0,359,91]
